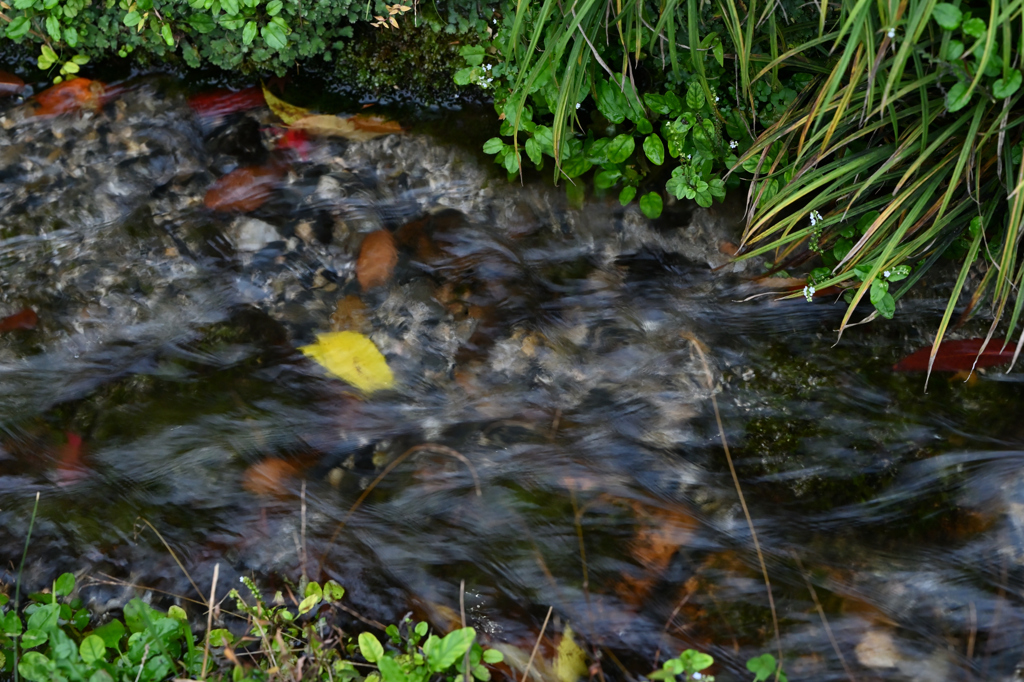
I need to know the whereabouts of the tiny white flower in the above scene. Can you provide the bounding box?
[883,270,891,278]
[575,102,580,109]
[714,95,719,102]
[485,64,492,70]
[729,139,738,149]
[804,285,816,301]
[887,28,895,38]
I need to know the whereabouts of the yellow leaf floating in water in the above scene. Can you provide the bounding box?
[262,83,310,125]
[262,83,402,141]
[554,624,587,682]
[299,331,394,394]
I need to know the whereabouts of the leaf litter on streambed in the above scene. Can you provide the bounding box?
[2,76,1015,681]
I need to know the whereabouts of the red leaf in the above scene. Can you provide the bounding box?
[203,165,282,212]
[0,70,25,98]
[188,86,265,125]
[276,127,312,160]
[0,308,37,334]
[893,338,1018,372]
[56,432,87,486]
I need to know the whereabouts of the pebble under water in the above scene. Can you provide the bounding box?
[4,76,1024,681]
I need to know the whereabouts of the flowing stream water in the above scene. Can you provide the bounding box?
[3,73,1024,681]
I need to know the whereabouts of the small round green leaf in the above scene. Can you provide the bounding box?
[994,70,1022,98]
[242,20,257,45]
[746,653,776,681]
[525,137,542,166]
[6,16,31,40]
[685,83,705,110]
[946,82,972,112]
[643,134,664,165]
[359,632,384,663]
[79,635,106,664]
[482,137,505,155]
[266,0,283,15]
[187,13,216,33]
[636,118,653,135]
[605,134,635,164]
[619,185,637,206]
[962,17,986,38]
[482,649,504,664]
[261,22,287,49]
[161,23,174,46]
[17,652,53,682]
[123,10,142,26]
[45,14,61,41]
[323,580,345,601]
[298,594,320,615]
[931,3,962,30]
[639,192,663,219]
[453,67,475,86]
[594,169,621,189]
[21,629,48,649]
[680,649,715,672]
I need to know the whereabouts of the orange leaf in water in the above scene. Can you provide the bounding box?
[204,165,282,212]
[0,70,25,98]
[357,230,398,290]
[893,338,1017,372]
[31,78,104,117]
[242,458,302,497]
[0,307,37,333]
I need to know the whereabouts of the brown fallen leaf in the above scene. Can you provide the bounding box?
[0,70,25,98]
[0,307,37,333]
[615,502,698,605]
[291,113,402,142]
[331,295,371,333]
[242,458,303,497]
[357,230,398,290]
[31,78,104,117]
[204,165,282,212]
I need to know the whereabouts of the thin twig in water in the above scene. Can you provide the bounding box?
[201,563,220,680]
[460,579,471,682]
[654,585,695,665]
[14,491,40,682]
[682,332,783,675]
[140,518,205,603]
[791,551,855,682]
[324,443,482,562]
[521,606,554,682]
[300,480,308,583]
[967,600,977,662]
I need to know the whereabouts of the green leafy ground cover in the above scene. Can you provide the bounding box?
[0,571,786,682]
[0,0,492,77]
[453,0,1024,358]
